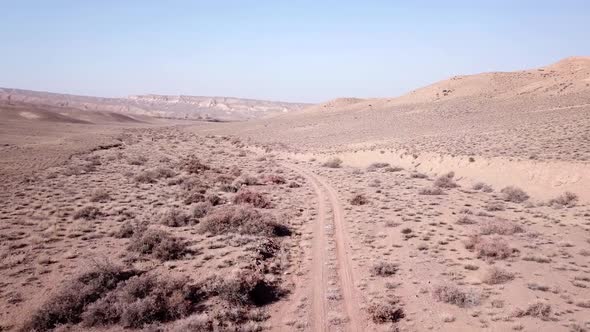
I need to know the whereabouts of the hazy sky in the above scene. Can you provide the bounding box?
[1,1,589,102]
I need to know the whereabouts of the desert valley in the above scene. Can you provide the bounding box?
[1,56,589,332]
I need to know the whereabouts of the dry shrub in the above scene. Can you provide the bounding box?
[74,206,102,220]
[262,174,286,185]
[81,274,204,328]
[368,298,405,323]
[207,269,284,306]
[384,166,404,172]
[548,192,578,208]
[411,172,428,179]
[434,171,458,188]
[473,182,493,192]
[432,284,481,307]
[482,266,515,285]
[419,187,445,195]
[128,155,147,166]
[465,235,515,260]
[288,181,301,188]
[24,262,137,331]
[199,206,290,237]
[154,166,176,179]
[513,301,551,320]
[90,189,111,203]
[128,229,187,261]
[114,221,145,239]
[480,219,524,235]
[367,162,390,171]
[322,157,343,168]
[206,194,225,206]
[183,190,206,205]
[192,202,212,219]
[134,170,158,184]
[160,208,190,227]
[485,201,505,211]
[233,189,272,208]
[456,216,476,225]
[501,186,529,203]
[233,174,260,187]
[371,262,398,276]
[182,156,210,174]
[350,194,369,206]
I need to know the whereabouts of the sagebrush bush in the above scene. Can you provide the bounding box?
[182,156,210,174]
[418,187,444,195]
[482,266,515,285]
[160,208,191,227]
[89,189,111,203]
[434,172,459,188]
[206,269,283,306]
[262,174,286,184]
[548,192,578,208]
[371,262,398,276]
[199,206,290,237]
[24,262,138,331]
[128,229,187,261]
[473,182,493,192]
[513,301,551,320]
[368,299,405,323]
[74,206,102,220]
[480,219,524,235]
[322,157,343,168]
[432,283,481,307]
[191,202,212,219]
[350,194,369,206]
[501,186,529,203]
[366,162,390,171]
[81,274,205,328]
[465,235,515,260]
[233,189,272,208]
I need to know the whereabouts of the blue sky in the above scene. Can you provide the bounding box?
[1,1,589,102]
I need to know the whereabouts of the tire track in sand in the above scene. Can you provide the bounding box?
[285,163,364,332]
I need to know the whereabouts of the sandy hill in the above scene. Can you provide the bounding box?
[297,56,590,115]
[0,88,310,121]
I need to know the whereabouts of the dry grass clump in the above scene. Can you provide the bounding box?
[513,301,551,320]
[233,189,272,208]
[480,219,524,235]
[465,235,515,260]
[24,262,138,331]
[89,189,111,203]
[199,206,290,237]
[74,206,102,220]
[182,156,210,174]
[322,157,343,168]
[128,229,187,261]
[482,266,515,285]
[350,194,369,206]
[548,192,579,208]
[473,182,493,192]
[160,208,191,227]
[368,298,405,323]
[371,262,398,276]
[207,269,284,306]
[81,274,204,328]
[434,171,459,188]
[500,186,529,203]
[432,284,481,307]
[418,187,445,195]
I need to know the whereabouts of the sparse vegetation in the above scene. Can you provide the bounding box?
[465,235,515,259]
[482,266,515,284]
[513,301,552,320]
[368,299,405,323]
[74,206,102,220]
[233,189,272,208]
[419,187,445,195]
[371,262,398,276]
